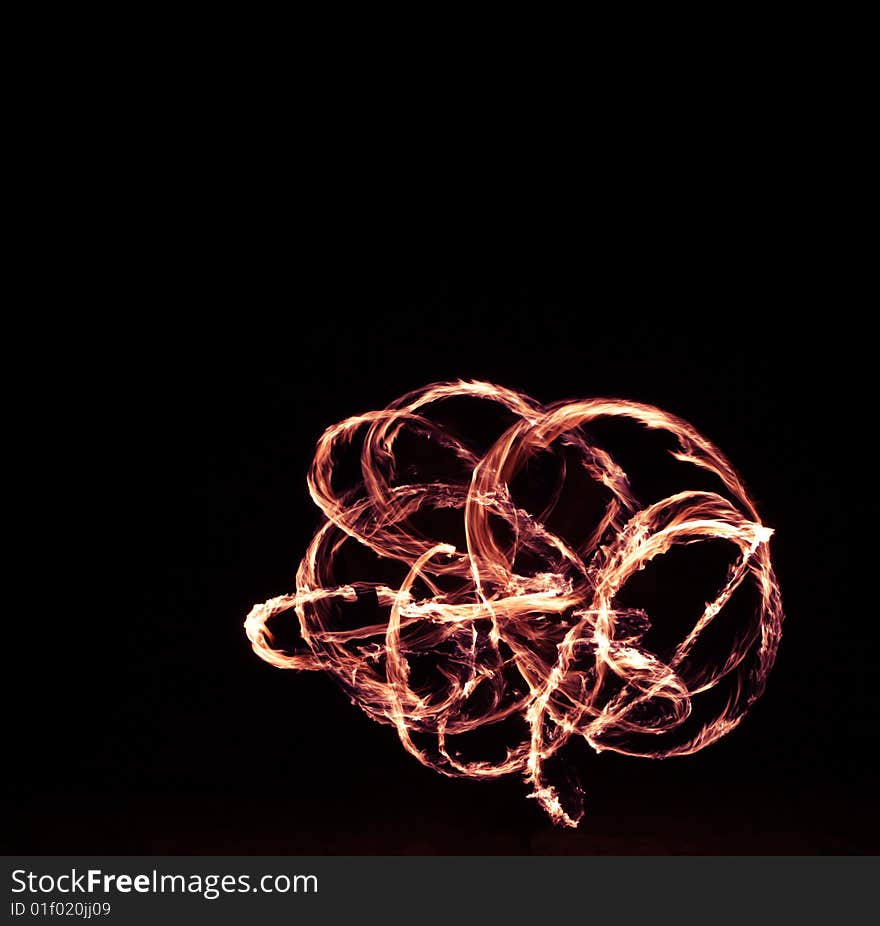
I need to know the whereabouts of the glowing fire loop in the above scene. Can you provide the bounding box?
[244,382,783,827]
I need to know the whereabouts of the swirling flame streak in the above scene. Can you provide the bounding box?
[245,381,783,827]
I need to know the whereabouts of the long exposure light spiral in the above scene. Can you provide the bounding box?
[244,381,784,827]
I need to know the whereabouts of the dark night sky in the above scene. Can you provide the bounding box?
[6,253,876,854]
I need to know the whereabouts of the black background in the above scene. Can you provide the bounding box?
[6,248,876,854]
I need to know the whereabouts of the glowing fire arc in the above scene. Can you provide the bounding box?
[245,381,783,827]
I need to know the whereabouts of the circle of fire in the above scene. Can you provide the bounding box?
[245,381,783,827]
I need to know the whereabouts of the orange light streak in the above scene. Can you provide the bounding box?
[244,382,783,827]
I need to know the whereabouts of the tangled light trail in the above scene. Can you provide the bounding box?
[245,382,783,827]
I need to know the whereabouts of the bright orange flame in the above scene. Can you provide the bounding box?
[244,381,783,827]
